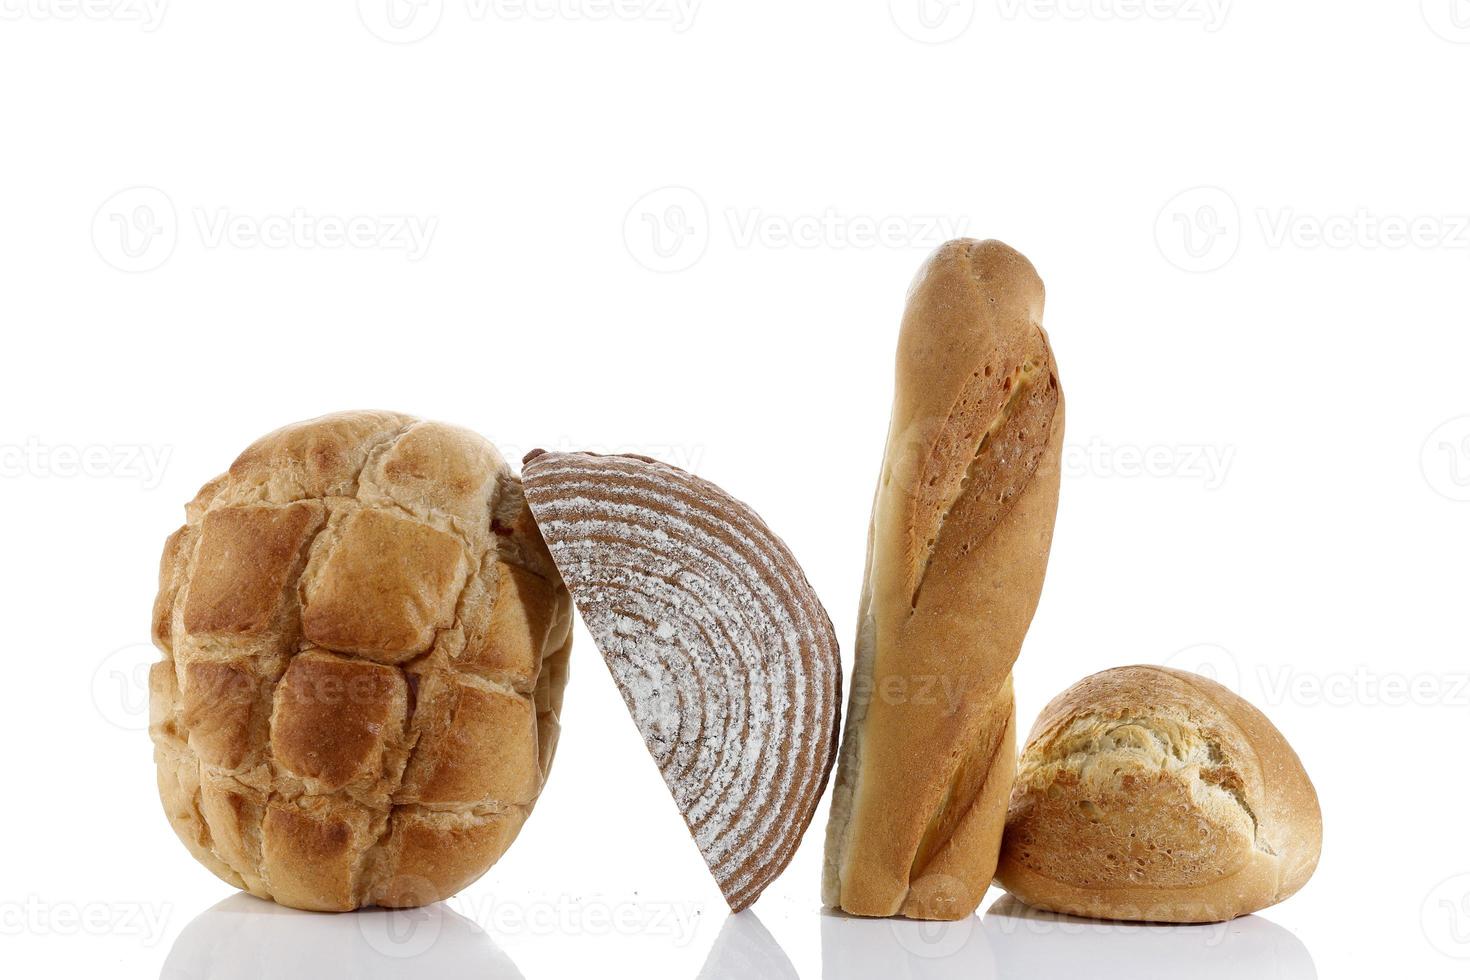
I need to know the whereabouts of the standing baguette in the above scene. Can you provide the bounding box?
[823,239,1064,920]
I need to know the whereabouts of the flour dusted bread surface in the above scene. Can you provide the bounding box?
[823,239,1064,920]
[521,450,841,911]
[149,411,572,911]
[996,666,1322,923]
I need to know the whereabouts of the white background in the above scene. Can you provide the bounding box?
[3,2,1468,977]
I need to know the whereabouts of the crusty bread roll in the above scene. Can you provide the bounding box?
[823,239,1065,920]
[996,666,1322,923]
[149,411,571,911]
[521,450,841,911]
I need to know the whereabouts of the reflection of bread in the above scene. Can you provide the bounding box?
[163,893,526,978]
[149,411,571,911]
[823,240,1065,920]
[996,666,1322,923]
[522,450,841,911]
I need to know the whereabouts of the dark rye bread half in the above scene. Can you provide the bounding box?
[522,449,841,910]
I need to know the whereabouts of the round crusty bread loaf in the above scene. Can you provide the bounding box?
[148,411,572,911]
[996,665,1321,923]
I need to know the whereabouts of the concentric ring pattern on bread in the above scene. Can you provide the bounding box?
[148,411,572,911]
[996,665,1322,923]
[522,449,841,911]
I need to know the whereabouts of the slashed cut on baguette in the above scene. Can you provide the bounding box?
[823,240,1065,920]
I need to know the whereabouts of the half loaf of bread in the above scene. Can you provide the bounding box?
[522,450,841,910]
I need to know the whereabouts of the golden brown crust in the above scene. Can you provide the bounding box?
[270,651,409,792]
[458,562,558,690]
[151,526,191,653]
[148,412,571,911]
[397,678,540,806]
[180,662,273,771]
[371,807,526,908]
[995,666,1322,922]
[301,509,470,663]
[260,798,374,912]
[155,746,248,891]
[183,502,325,636]
[824,240,1065,920]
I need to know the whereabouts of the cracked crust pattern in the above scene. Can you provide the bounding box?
[148,411,572,911]
[996,666,1322,923]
